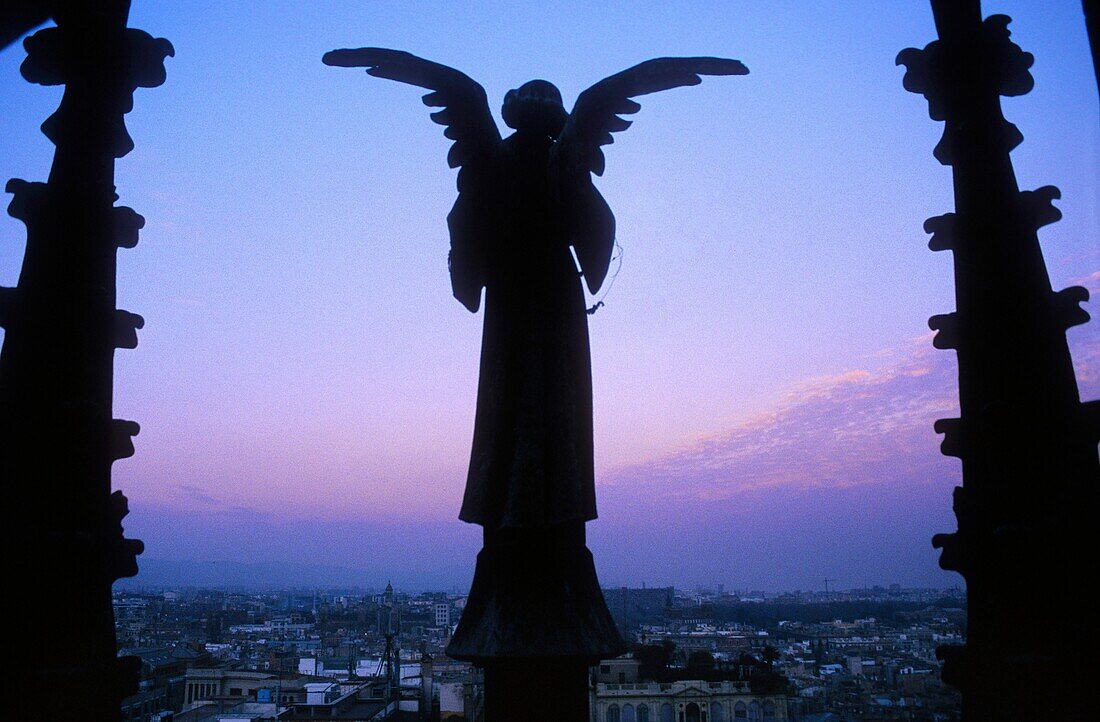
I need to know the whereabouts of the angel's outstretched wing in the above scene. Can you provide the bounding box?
[322,47,501,184]
[323,47,501,312]
[557,57,748,178]
[553,57,748,293]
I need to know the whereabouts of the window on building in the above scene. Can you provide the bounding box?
[686,702,701,722]
[623,703,636,722]
[763,700,776,721]
[601,665,611,673]
[608,703,621,722]
[734,701,747,719]
[661,702,674,722]
[230,687,242,696]
[748,701,761,722]
[638,704,650,722]
[711,701,725,722]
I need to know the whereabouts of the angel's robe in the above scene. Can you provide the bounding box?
[449,129,614,530]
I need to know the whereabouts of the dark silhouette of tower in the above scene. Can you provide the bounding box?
[0,1,171,718]
[898,1,1099,719]
[376,582,401,714]
[1084,0,1100,95]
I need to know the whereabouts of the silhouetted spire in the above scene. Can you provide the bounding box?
[899,2,1099,718]
[0,1,171,718]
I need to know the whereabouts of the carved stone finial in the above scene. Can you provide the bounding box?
[113,310,144,350]
[924,212,957,252]
[110,419,140,461]
[107,490,143,581]
[112,206,145,249]
[1052,286,1090,329]
[928,312,960,350]
[934,417,963,458]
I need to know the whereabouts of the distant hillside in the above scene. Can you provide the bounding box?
[115,558,379,590]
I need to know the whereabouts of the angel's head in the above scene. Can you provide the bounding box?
[502,80,568,139]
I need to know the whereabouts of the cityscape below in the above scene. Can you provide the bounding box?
[3,1,1091,720]
[115,581,963,721]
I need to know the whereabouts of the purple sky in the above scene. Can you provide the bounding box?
[1,1,1097,591]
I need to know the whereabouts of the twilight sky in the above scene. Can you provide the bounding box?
[1,1,1097,591]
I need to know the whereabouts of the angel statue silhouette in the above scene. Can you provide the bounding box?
[323,48,747,667]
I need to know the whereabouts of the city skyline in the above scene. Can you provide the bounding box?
[2,0,1097,591]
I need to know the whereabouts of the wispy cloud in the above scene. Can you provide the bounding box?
[1070,270,1100,295]
[133,333,1097,590]
[588,333,1098,588]
[174,483,221,506]
[602,333,1099,505]
[170,482,267,518]
[603,342,952,501]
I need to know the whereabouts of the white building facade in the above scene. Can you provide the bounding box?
[434,602,451,628]
[594,680,787,722]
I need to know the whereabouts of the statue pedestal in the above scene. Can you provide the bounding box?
[484,659,589,722]
[447,522,625,720]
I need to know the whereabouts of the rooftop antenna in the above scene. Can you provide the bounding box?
[275,672,282,714]
[375,581,400,718]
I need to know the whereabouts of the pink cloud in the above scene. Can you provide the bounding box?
[586,333,1098,588]
[1068,270,1100,300]
[121,328,1098,590]
[600,333,1099,505]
